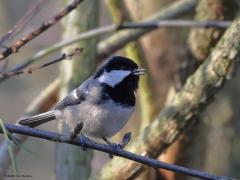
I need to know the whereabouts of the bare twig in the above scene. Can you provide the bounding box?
[0,0,198,83]
[97,0,197,60]
[0,19,231,81]
[0,48,83,78]
[0,19,231,51]
[0,0,84,61]
[0,0,45,46]
[0,124,234,180]
[0,25,115,83]
[118,20,231,29]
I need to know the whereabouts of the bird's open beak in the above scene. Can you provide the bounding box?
[133,68,146,75]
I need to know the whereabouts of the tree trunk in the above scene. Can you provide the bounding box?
[55,1,99,180]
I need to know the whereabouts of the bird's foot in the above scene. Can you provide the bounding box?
[69,122,84,139]
[68,122,87,151]
[103,132,132,158]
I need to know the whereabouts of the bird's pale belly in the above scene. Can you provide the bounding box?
[65,101,134,139]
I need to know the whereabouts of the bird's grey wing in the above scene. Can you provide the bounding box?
[53,77,93,110]
[52,90,85,110]
[18,78,94,127]
[53,77,109,110]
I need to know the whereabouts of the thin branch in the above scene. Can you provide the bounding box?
[0,19,231,81]
[97,0,197,60]
[0,48,83,78]
[0,0,84,61]
[0,0,45,46]
[0,124,234,180]
[0,25,114,83]
[118,20,231,29]
[0,0,198,83]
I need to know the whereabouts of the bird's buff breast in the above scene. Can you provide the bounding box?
[64,101,134,139]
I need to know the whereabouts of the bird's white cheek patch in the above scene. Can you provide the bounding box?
[98,70,131,87]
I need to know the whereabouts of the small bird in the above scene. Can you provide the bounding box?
[18,56,144,144]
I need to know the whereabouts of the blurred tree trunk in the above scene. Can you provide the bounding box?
[188,0,226,61]
[0,0,10,35]
[104,0,156,133]
[55,1,99,180]
[124,1,183,179]
[124,0,179,111]
[0,0,10,70]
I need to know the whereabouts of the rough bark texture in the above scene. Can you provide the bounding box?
[99,16,240,180]
[55,1,99,180]
[188,0,235,61]
[176,1,238,179]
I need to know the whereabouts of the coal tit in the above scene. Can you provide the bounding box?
[18,56,145,142]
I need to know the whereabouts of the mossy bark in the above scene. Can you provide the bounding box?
[176,1,238,179]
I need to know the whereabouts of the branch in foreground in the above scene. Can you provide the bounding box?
[0,0,84,61]
[0,124,234,180]
[0,79,60,178]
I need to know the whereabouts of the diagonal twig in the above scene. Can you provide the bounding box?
[0,124,235,180]
[0,0,198,83]
[0,0,45,46]
[0,48,83,78]
[0,0,85,61]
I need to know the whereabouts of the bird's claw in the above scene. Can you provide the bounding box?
[103,132,132,159]
[69,122,84,139]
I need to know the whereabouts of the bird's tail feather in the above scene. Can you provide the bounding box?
[18,110,59,128]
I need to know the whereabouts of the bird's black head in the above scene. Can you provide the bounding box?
[94,56,144,90]
[94,56,145,106]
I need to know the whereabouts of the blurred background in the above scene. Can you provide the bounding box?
[0,0,239,180]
